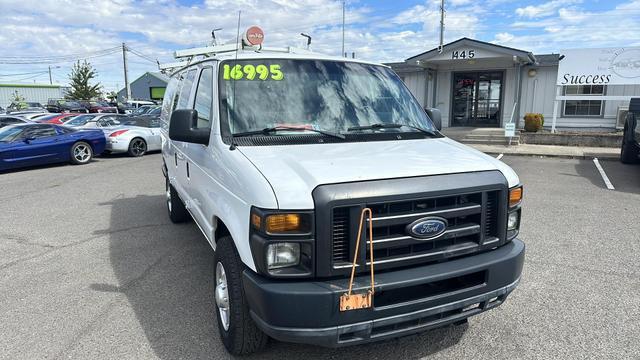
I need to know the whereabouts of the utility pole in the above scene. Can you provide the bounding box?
[438,0,445,53]
[342,0,345,57]
[48,66,52,85]
[122,42,131,101]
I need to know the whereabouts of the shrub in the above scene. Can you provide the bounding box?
[524,113,544,132]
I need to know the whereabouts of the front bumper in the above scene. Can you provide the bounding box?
[243,238,525,347]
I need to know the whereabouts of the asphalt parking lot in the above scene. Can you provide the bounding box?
[1,154,639,360]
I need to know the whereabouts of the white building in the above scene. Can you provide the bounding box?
[0,83,66,109]
[389,38,640,130]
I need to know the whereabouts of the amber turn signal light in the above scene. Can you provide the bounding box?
[509,186,523,207]
[251,213,262,230]
[266,214,302,233]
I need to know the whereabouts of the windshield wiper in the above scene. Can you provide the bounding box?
[233,126,345,139]
[347,123,437,136]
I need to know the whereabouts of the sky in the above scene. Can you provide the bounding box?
[1,0,640,93]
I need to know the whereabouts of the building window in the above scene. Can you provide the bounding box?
[562,85,605,117]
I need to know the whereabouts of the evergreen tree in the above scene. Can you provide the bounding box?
[106,91,118,102]
[66,60,102,100]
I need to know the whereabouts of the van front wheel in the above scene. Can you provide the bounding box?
[214,236,268,355]
[166,179,189,223]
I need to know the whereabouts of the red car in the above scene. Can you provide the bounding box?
[34,113,83,125]
[79,100,117,113]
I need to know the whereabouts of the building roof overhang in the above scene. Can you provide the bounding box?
[406,37,536,65]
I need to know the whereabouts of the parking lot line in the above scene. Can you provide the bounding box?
[496,153,504,160]
[593,158,615,190]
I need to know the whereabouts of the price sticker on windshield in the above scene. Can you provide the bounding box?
[222,64,284,81]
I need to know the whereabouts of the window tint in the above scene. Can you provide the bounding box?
[58,126,75,134]
[0,126,24,142]
[193,67,213,128]
[25,125,57,138]
[176,69,197,110]
[1,117,24,126]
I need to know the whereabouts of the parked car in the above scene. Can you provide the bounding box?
[621,97,640,164]
[64,114,125,128]
[46,99,88,113]
[0,123,105,171]
[33,113,82,125]
[77,100,118,113]
[127,106,161,122]
[6,102,47,113]
[129,105,155,116]
[126,100,155,109]
[20,112,51,120]
[0,116,28,128]
[105,117,161,157]
[161,42,524,355]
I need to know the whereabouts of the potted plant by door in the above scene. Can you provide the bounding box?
[524,113,544,132]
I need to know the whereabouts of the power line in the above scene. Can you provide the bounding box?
[0,70,50,77]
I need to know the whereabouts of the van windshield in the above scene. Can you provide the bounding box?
[218,59,434,137]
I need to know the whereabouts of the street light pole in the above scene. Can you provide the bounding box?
[48,66,52,85]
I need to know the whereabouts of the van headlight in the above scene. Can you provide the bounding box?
[507,185,523,240]
[250,207,314,277]
[508,210,520,230]
[266,243,300,270]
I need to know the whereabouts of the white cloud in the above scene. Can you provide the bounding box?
[515,0,582,18]
[2,0,640,91]
[495,2,640,53]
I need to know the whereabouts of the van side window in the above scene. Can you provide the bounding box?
[193,67,213,129]
[176,69,197,110]
[162,77,180,116]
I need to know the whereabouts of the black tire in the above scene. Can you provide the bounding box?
[69,141,93,165]
[214,236,268,355]
[621,123,639,164]
[128,138,147,157]
[166,178,190,223]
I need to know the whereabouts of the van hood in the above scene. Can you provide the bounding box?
[238,137,519,209]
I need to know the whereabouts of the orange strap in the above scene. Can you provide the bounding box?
[346,207,375,296]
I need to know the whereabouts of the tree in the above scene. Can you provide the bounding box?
[10,91,26,109]
[106,91,118,102]
[66,60,102,100]
[10,90,25,102]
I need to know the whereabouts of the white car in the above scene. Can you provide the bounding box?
[161,32,524,355]
[104,117,162,156]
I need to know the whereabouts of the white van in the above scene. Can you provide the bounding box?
[161,37,524,355]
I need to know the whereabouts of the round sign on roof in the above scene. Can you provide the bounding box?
[243,26,264,46]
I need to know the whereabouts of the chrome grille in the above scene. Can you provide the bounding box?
[331,190,503,270]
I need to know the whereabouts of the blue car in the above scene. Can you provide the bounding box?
[0,123,106,171]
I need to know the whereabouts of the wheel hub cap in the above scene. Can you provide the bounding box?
[74,145,89,162]
[215,262,230,331]
[166,183,172,212]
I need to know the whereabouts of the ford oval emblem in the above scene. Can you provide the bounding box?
[407,217,448,239]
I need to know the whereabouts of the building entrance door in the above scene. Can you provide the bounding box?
[451,71,503,127]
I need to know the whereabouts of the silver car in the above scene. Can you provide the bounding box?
[103,117,162,157]
[62,113,122,128]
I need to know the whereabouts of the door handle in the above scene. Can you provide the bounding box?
[176,152,185,160]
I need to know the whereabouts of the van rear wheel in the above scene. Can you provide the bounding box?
[214,236,268,355]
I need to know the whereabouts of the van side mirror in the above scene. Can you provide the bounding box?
[425,108,442,131]
[169,109,210,145]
